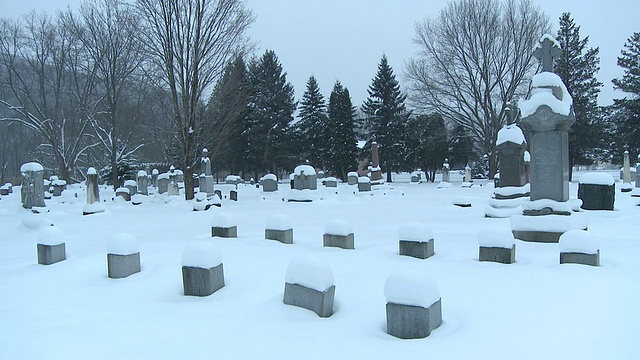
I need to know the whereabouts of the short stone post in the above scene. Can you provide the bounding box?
[441,159,450,183]
[265,213,293,244]
[151,169,159,188]
[384,271,442,339]
[478,226,516,264]
[577,173,615,210]
[107,233,141,279]
[211,212,237,238]
[636,155,640,188]
[398,223,434,259]
[347,172,358,185]
[357,176,371,192]
[622,150,633,192]
[559,230,600,266]
[37,226,66,265]
[182,243,225,296]
[283,255,335,318]
[51,177,67,197]
[323,219,354,249]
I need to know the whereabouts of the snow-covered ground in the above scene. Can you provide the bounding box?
[1,174,638,359]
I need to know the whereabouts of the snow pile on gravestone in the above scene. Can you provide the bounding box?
[211,211,236,228]
[399,222,433,242]
[559,230,599,255]
[182,243,222,268]
[37,226,65,246]
[20,162,44,173]
[266,213,292,231]
[579,173,614,186]
[285,255,334,292]
[496,124,525,145]
[520,71,573,118]
[21,215,53,230]
[325,219,352,236]
[384,271,440,308]
[108,233,139,255]
[478,226,515,248]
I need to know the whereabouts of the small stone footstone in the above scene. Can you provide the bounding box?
[283,255,335,318]
[357,177,371,192]
[384,271,442,339]
[398,222,434,259]
[559,230,600,266]
[265,213,293,244]
[324,177,338,187]
[107,233,141,279]
[478,226,516,264]
[230,190,237,201]
[211,211,237,238]
[182,243,225,296]
[578,173,615,211]
[323,219,354,249]
[115,187,130,201]
[37,226,66,265]
[452,196,472,207]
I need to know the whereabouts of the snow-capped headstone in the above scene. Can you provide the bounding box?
[107,233,141,279]
[199,149,214,195]
[157,173,169,194]
[324,176,337,187]
[323,219,354,249]
[577,173,615,211]
[151,169,159,187]
[478,226,516,264]
[441,158,450,183]
[621,150,632,192]
[496,103,527,189]
[182,243,225,296]
[283,255,335,318]
[37,226,66,265]
[136,170,149,196]
[211,211,237,238]
[559,230,600,266]
[265,213,293,244]
[260,174,278,192]
[384,271,442,339]
[293,164,317,190]
[115,187,130,201]
[51,178,66,197]
[20,162,46,210]
[347,171,358,185]
[124,179,137,197]
[0,183,11,196]
[357,176,371,192]
[83,167,105,215]
[398,223,435,259]
[370,136,383,184]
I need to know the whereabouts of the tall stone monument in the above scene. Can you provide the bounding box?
[512,34,586,242]
[441,159,450,183]
[20,162,46,210]
[199,148,214,195]
[83,167,105,215]
[496,103,527,188]
[370,136,383,184]
[621,149,632,192]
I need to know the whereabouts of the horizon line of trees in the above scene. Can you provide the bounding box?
[1,0,638,198]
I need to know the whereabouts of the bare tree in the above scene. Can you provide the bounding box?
[136,0,253,199]
[0,12,97,182]
[64,0,146,189]
[405,0,549,177]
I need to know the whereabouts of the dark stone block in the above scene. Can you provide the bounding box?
[578,183,615,210]
[560,250,599,266]
[230,190,237,201]
[512,229,586,243]
[37,243,66,265]
[283,282,335,318]
[214,190,222,199]
[358,182,371,192]
[265,229,293,244]
[107,252,141,279]
[211,226,237,238]
[386,299,442,339]
[182,264,225,296]
[399,239,434,259]
[323,233,354,249]
[479,245,515,264]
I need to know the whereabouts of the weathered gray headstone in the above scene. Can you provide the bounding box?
[199,149,214,194]
[293,164,317,190]
[479,245,516,264]
[86,168,100,204]
[284,283,335,318]
[370,136,383,183]
[347,172,358,185]
[283,256,335,318]
[151,169,159,187]
[158,174,169,194]
[182,264,225,296]
[496,119,526,188]
[441,159,450,183]
[136,170,149,195]
[577,173,615,210]
[20,162,46,209]
[261,174,278,192]
[124,180,137,197]
[622,150,632,192]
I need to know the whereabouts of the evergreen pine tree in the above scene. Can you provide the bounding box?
[297,75,328,167]
[554,13,604,178]
[362,54,410,182]
[612,32,640,158]
[327,81,358,180]
[404,114,448,182]
[246,50,296,176]
[205,55,250,175]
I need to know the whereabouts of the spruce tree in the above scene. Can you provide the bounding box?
[404,114,448,182]
[327,81,358,180]
[612,32,640,158]
[362,54,410,182]
[297,75,328,167]
[246,50,296,176]
[554,13,603,178]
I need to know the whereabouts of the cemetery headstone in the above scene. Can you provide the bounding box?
[384,271,442,339]
[265,213,293,244]
[559,230,600,266]
[124,179,137,197]
[158,173,170,194]
[347,171,359,185]
[441,159,450,183]
[398,223,434,259]
[324,177,337,187]
[37,226,66,265]
[293,164,317,190]
[370,136,383,183]
[115,187,130,201]
[211,212,237,238]
[136,170,149,195]
[577,173,615,210]
[20,162,46,209]
[51,176,67,197]
[621,150,633,192]
[260,174,278,192]
[357,176,371,192]
[283,255,335,318]
[107,233,141,279]
[478,226,516,264]
[83,167,105,215]
[496,106,527,188]
[199,149,214,195]
[323,219,354,249]
[182,243,225,296]
[151,169,159,187]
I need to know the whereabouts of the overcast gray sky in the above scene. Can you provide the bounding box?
[2,0,637,107]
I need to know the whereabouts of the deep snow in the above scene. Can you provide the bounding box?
[1,172,638,360]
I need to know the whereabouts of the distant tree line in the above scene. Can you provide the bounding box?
[1,0,637,198]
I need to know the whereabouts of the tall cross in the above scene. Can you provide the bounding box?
[533,35,562,72]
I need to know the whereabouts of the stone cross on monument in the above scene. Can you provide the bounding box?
[533,35,562,72]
